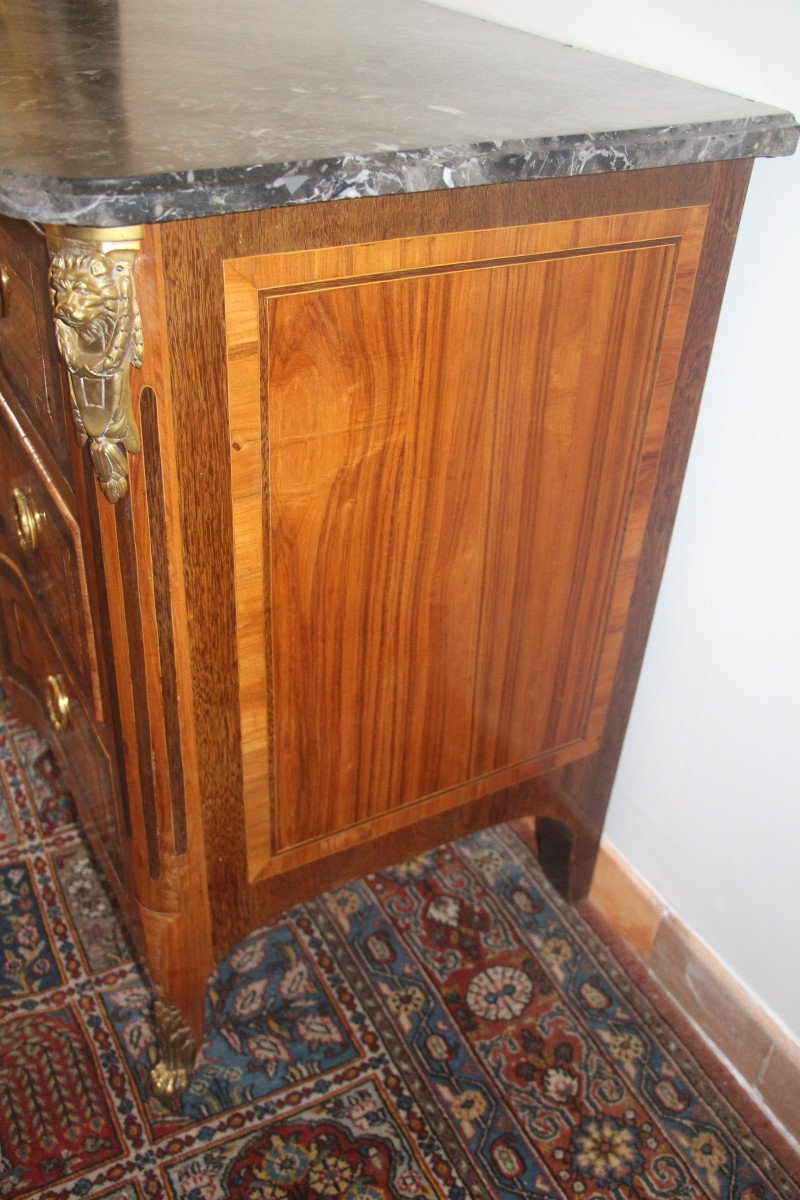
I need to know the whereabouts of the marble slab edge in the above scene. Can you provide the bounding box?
[2,116,796,228]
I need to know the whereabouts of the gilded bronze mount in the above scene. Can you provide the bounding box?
[45,225,144,503]
[150,997,198,1097]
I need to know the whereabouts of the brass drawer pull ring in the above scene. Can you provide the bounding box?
[0,265,10,317]
[12,486,42,553]
[45,673,70,732]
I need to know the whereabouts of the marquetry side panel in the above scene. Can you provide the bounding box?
[224,206,707,880]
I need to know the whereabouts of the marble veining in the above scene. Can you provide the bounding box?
[0,0,796,226]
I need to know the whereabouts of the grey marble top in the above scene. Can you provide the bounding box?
[0,0,796,226]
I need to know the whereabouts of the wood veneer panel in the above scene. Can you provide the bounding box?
[159,165,722,954]
[224,207,705,878]
[551,156,755,899]
[269,247,666,841]
[139,385,187,853]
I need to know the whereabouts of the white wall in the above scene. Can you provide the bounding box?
[430,0,800,1040]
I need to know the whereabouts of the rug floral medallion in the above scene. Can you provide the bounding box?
[0,692,797,1200]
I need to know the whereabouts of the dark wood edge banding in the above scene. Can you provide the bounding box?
[570,236,684,745]
[553,158,754,898]
[82,452,133,838]
[139,385,188,853]
[115,494,161,878]
[254,236,683,299]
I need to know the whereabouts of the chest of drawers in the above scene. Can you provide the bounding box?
[0,216,124,880]
[0,0,796,1094]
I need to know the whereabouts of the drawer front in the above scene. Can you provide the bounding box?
[0,217,74,488]
[0,394,101,718]
[0,560,122,880]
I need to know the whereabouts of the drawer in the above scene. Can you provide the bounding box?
[0,217,75,489]
[0,394,101,719]
[0,560,123,881]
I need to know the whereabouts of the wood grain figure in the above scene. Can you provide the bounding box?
[0,160,757,1083]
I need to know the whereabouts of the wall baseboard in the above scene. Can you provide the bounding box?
[588,839,800,1145]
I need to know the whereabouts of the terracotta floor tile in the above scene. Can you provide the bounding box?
[650,915,771,1085]
[588,843,662,958]
[758,1037,800,1141]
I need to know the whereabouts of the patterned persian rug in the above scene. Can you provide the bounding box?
[0,691,797,1200]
